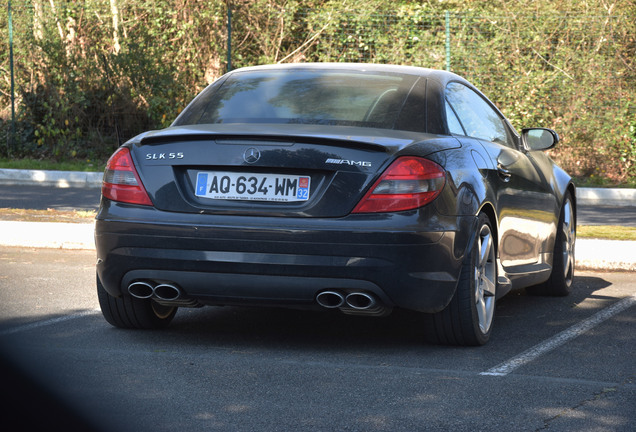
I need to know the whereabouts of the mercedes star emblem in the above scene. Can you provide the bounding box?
[243,147,261,164]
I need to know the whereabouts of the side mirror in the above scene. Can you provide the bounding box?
[522,128,559,151]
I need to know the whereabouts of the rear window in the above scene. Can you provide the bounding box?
[174,69,425,131]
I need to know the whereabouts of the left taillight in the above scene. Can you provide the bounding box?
[102,147,153,206]
[352,156,446,213]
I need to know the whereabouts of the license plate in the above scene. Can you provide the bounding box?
[195,172,311,202]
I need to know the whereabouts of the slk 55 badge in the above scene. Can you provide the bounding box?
[146,152,184,160]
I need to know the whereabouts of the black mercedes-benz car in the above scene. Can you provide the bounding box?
[95,63,576,346]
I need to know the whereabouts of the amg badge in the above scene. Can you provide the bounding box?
[325,158,372,167]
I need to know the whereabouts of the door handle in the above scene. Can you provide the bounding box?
[497,163,512,182]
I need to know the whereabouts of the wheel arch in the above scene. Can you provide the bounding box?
[566,182,577,227]
[477,202,498,254]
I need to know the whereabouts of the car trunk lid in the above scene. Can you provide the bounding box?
[129,124,454,218]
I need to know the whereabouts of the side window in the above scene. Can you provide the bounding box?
[445,101,465,135]
[445,82,513,147]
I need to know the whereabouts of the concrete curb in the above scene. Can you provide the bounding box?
[0,168,634,271]
[1,168,635,205]
[575,239,636,272]
[576,187,636,207]
[0,220,95,250]
[0,168,103,188]
[0,220,633,271]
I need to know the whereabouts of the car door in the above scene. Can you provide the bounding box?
[445,82,557,277]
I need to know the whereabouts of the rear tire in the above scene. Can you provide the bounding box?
[425,213,497,346]
[97,274,177,329]
[527,192,575,297]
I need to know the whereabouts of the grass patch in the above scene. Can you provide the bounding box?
[0,207,632,240]
[572,176,636,189]
[0,158,106,172]
[577,225,636,241]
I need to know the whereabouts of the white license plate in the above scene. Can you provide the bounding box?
[195,171,311,202]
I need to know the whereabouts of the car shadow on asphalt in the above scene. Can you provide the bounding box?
[123,274,618,351]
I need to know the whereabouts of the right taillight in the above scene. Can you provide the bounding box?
[352,156,445,213]
[102,147,153,206]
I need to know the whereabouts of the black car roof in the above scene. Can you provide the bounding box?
[227,62,467,85]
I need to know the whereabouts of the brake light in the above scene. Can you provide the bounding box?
[352,157,445,213]
[102,147,153,206]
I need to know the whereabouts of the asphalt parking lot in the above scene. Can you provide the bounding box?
[0,247,634,432]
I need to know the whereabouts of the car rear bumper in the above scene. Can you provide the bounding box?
[95,203,477,313]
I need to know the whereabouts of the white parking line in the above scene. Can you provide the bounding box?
[0,310,99,337]
[481,295,636,377]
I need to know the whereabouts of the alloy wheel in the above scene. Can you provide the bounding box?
[560,198,576,286]
[474,223,496,334]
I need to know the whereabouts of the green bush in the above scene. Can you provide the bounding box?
[1,0,634,185]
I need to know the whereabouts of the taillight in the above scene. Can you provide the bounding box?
[102,147,153,206]
[352,156,445,213]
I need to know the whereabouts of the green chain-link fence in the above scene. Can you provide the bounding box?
[2,1,634,181]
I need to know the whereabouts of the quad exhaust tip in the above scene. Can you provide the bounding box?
[315,291,345,308]
[153,283,181,301]
[345,292,377,310]
[128,281,182,302]
[316,290,383,312]
[128,281,155,299]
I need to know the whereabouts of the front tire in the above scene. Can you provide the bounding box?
[425,213,497,346]
[97,275,177,329]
